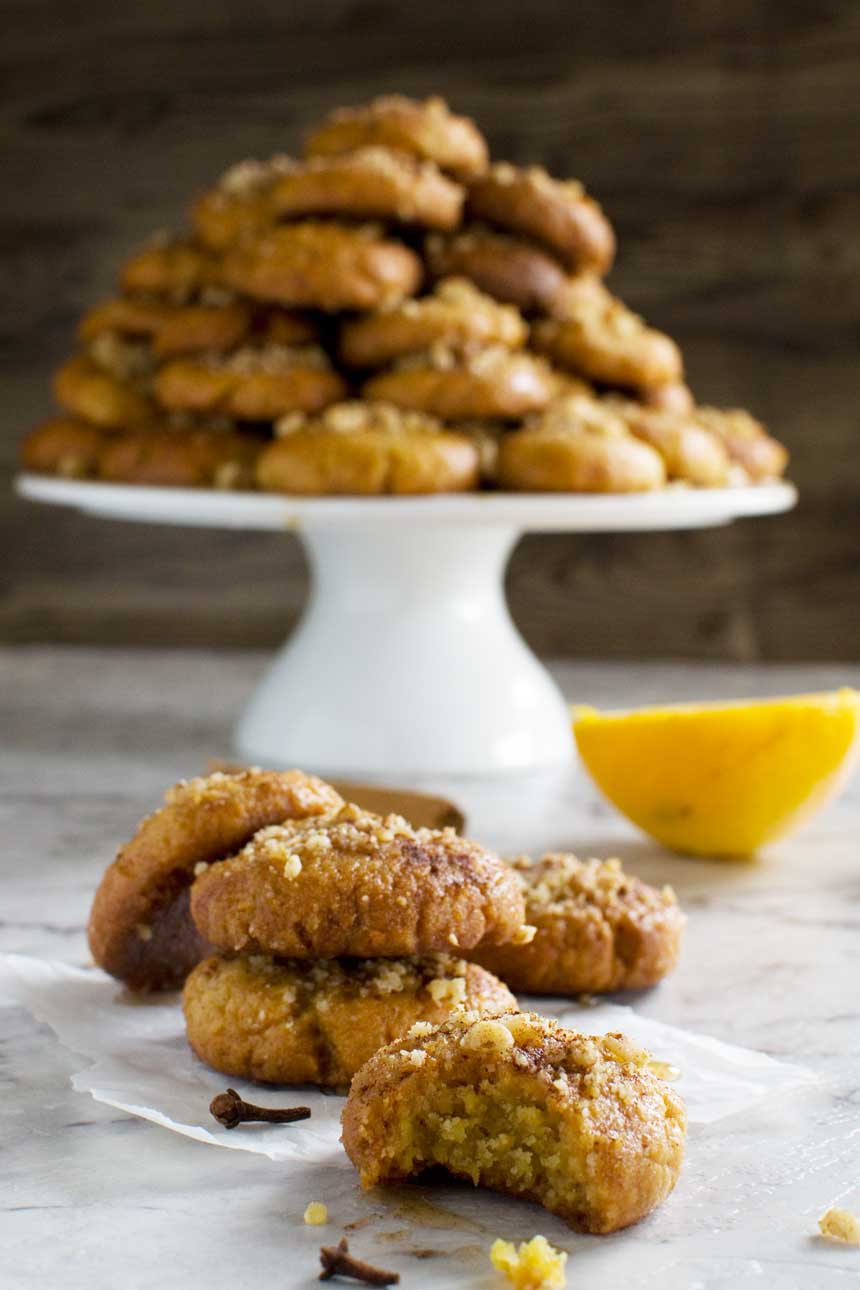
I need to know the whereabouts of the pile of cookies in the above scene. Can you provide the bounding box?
[22,94,788,495]
[89,767,687,1232]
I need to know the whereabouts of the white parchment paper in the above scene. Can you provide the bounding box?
[0,953,813,1167]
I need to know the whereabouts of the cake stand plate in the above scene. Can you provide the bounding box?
[17,475,797,778]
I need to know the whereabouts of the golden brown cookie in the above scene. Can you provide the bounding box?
[19,418,108,479]
[425,227,569,314]
[691,407,789,482]
[120,238,224,301]
[88,770,343,991]
[468,164,615,275]
[258,401,479,495]
[53,351,154,429]
[191,156,294,251]
[533,278,683,390]
[363,345,558,421]
[271,147,464,230]
[342,1009,687,1233]
[153,345,347,420]
[606,399,730,487]
[339,278,526,368]
[87,297,319,359]
[305,95,489,180]
[223,221,423,311]
[190,802,528,958]
[497,394,666,492]
[470,854,685,995]
[97,427,262,489]
[183,952,516,1089]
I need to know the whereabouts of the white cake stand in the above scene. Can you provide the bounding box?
[17,474,796,778]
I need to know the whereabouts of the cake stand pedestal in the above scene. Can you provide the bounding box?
[17,476,796,778]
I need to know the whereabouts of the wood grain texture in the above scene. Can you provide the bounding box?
[4,0,859,659]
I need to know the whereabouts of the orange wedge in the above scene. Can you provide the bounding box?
[573,690,860,857]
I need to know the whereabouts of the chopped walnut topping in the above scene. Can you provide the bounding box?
[89,330,154,381]
[276,400,445,438]
[511,923,537,946]
[220,343,331,375]
[218,154,295,195]
[462,1018,516,1053]
[427,974,467,1006]
[406,1021,435,1039]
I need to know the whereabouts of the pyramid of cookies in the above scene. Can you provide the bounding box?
[21,93,789,493]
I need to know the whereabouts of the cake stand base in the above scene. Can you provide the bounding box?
[236,524,573,777]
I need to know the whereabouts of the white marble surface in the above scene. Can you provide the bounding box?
[3,646,860,1289]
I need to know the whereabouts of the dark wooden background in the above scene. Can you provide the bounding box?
[4,0,859,659]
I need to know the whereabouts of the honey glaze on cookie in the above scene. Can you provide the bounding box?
[189,803,528,958]
[183,952,516,1089]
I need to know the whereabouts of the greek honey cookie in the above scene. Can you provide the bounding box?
[340,278,527,368]
[497,394,666,492]
[305,95,489,180]
[154,345,347,420]
[271,148,464,231]
[223,221,422,311]
[98,427,262,489]
[192,156,294,251]
[258,401,479,495]
[425,227,569,314]
[606,399,730,487]
[468,164,616,275]
[88,769,343,991]
[363,345,558,421]
[533,278,683,391]
[691,407,788,482]
[342,1009,687,1233]
[190,802,528,958]
[53,347,154,429]
[183,952,516,1089]
[120,238,224,302]
[79,296,319,360]
[20,418,107,479]
[470,854,685,995]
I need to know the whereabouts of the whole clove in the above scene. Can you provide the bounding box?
[319,1237,400,1286]
[209,1087,311,1130]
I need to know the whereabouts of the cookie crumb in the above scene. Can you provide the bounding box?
[304,1201,329,1225]
[819,1208,860,1245]
[490,1235,567,1290]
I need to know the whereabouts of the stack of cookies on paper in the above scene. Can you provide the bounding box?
[87,767,690,1231]
[22,94,788,494]
[88,767,685,1092]
[88,768,527,1089]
